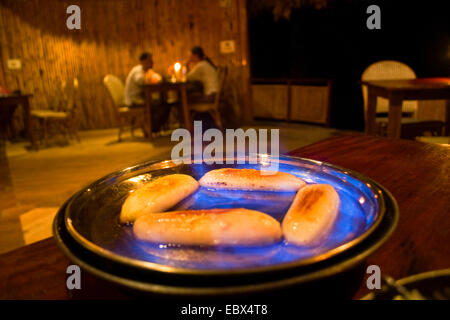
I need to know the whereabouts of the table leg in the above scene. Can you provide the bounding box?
[145,88,153,141]
[43,118,49,147]
[365,87,377,135]
[387,96,403,139]
[445,100,450,136]
[23,97,38,150]
[180,84,192,132]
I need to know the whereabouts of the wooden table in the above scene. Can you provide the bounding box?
[361,78,450,138]
[0,94,37,150]
[143,82,191,140]
[0,134,449,299]
[0,99,18,138]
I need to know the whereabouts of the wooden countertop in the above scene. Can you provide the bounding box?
[288,133,450,298]
[0,133,448,299]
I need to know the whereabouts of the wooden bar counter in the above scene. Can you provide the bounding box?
[0,134,448,299]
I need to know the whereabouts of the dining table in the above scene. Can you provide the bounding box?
[0,133,448,300]
[143,81,191,140]
[361,77,450,138]
[0,93,37,150]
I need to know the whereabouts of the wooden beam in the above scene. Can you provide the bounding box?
[236,0,253,124]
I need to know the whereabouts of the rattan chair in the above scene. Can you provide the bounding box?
[362,60,417,119]
[103,75,145,141]
[31,78,80,147]
[189,67,227,130]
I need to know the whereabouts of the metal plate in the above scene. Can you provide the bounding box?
[53,178,398,296]
[62,155,386,275]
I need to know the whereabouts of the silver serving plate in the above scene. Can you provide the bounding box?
[58,155,390,277]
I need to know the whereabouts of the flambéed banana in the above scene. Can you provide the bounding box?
[120,174,198,223]
[282,184,340,246]
[133,208,282,246]
[199,168,306,192]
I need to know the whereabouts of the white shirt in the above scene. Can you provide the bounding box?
[124,65,145,106]
[186,60,218,95]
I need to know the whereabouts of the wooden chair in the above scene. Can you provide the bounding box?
[189,66,227,130]
[31,78,80,147]
[361,60,444,139]
[103,74,146,141]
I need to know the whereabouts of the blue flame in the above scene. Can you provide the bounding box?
[121,158,380,270]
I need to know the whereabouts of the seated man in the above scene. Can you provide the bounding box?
[124,52,170,133]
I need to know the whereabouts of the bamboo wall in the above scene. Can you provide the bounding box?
[0,0,250,129]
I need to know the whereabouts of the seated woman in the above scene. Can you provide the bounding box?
[186,46,218,103]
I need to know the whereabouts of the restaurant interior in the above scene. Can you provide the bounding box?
[0,0,449,303]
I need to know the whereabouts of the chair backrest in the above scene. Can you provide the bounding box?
[63,78,77,112]
[63,78,81,132]
[103,74,125,107]
[50,80,65,111]
[361,60,417,115]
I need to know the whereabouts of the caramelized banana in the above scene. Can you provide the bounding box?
[282,184,340,246]
[120,174,198,223]
[199,168,306,191]
[133,208,282,246]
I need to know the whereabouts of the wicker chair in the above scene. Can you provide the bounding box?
[361,60,417,129]
[31,78,80,147]
[103,75,146,141]
[189,66,227,130]
[361,60,444,138]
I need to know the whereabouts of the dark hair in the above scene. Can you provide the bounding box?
[139,52,152,61]
[191,46,216,69]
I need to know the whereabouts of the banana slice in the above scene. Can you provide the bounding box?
[120,174,199,223]
[282,184,340,246]
[199,168,306,192]
[133,208,282,246]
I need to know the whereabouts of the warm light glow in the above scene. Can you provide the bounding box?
[174,62,181,73]
[159,160,174,169]
[127,174,152,184]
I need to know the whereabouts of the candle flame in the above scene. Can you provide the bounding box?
[174,62,181,72]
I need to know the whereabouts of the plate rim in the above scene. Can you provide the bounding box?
[62,154,388,276]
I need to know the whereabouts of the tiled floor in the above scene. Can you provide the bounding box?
[0,121,339,254]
